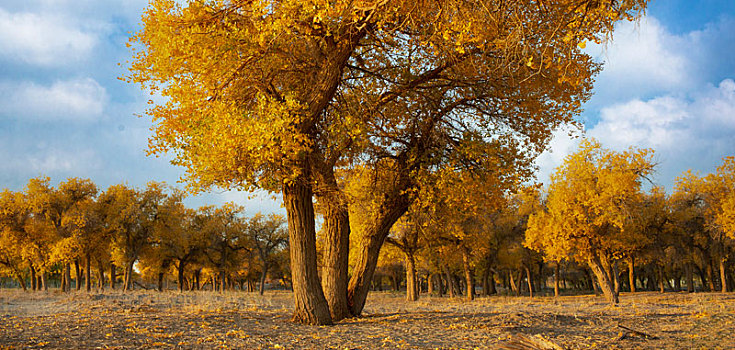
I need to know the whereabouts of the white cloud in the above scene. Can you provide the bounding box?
[0,8,96,66]
[587,79,735,188]
[0,78,107,121]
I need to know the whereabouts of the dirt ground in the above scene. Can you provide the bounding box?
[1,289,734,349]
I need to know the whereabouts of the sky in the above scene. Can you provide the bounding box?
[0,0,734,214]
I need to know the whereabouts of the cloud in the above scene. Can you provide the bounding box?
[0,78,108,121]
[0,8,97,66]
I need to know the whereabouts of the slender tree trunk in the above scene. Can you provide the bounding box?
[706,262,715,292]
[157,272,165,292]
[123,261,134,292]
[110,264,116,290]
[317,168,352,321]
[30,265,37,291]
[41,272,47,291]
[283,179,332,325]
[554,262,560,298]
[524,264,533,298]
[427,273,434,295]
[509,270,518,295]
[75,260,82,291]
[628,257,636,293]
[85,254,91,292]
[720,256,728,293]
[194,269,201,291]
[97,265,104,291]
[259,264,269,295]
[686,263,694,292]
[488,270,497,295]
[587,255,619,305]
[177,263,186,292]
[405,252,419,301]
[220,270,226,293]
[64,263,71,292]
[658,266,665,293]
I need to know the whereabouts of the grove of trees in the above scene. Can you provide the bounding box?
[0,177,290,294]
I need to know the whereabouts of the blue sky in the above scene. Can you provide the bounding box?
[0,1,734,213]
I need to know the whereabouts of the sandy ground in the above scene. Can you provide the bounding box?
[1,289,734,349]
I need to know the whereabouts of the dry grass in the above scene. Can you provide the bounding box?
[1,289,734,349]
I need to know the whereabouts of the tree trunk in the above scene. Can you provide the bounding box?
[30,264,36,291]
[488,270,497,295]
[220,270,226,293]
[75,260,82,291]
[194,269,201,290]
[317,168,352,321]
[686,263,694,292]
[123,261,134,292]
[259,264,269,295]
[177,263,186,292]
[405,252,419,301]
[658,266,665,293]
[64,263,71,292]
[587,255,619,305]
[158,272,165,292]
[283,179,332,325]
[110,264,116,290]
[97,265,104,291]
[720,256,728,293]
[524,264,533,298]
[554,263,560,298]
[347,180,411,316]
[41,272,47,291]
[427,273,434,295]
[460,246,474,301]
[85,253,92,292]
[628,257,636,293]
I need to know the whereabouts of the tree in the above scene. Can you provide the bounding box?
[200,203,250,292]
[525,139,655,305]
[129,0,647,324]
[247,213,288,295]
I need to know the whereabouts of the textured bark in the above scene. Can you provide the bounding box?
[318,190,351,320]
[405,253,419,301]
[524,264,533,298]
[588,255,619,305]
[283,179,332,325]
[347,196,410,315]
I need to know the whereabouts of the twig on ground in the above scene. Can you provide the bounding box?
[616,323,658,340]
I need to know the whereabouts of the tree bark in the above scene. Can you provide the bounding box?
[347,201,410,315]
[524,264,533,298]
[64,263,71,292]
[628,256,636,293]
[97,265,104,291]
[177,263,186,292]
[283,179,332,325]
[405,252,419,301]
[686,263,694,292]
[41,272,47,291]
[587,254,619,305]
[319,192,352,320]
[123,261,134,292]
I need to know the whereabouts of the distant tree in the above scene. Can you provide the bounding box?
[247,213,288,295]
[201,203,250,292]
[525,139,655,305]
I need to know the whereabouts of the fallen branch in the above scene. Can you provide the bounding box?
[498,334,565,350]
[617,324,658,340]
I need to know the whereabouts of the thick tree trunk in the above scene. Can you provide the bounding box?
[319,196,352,320]
[283,179,332,325]
[488,270,497,295]
[461,246,474,301]
[194,269,201,291]
[97,265,104,291]
[405,252,419,301]
[587,255,619,305]
[427,273,435,295]
[686,263,694,292]
[158,272,165,292]
[658,266,665,293]
[347,206,409,315]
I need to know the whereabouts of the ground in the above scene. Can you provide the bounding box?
[1,289,734,349]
